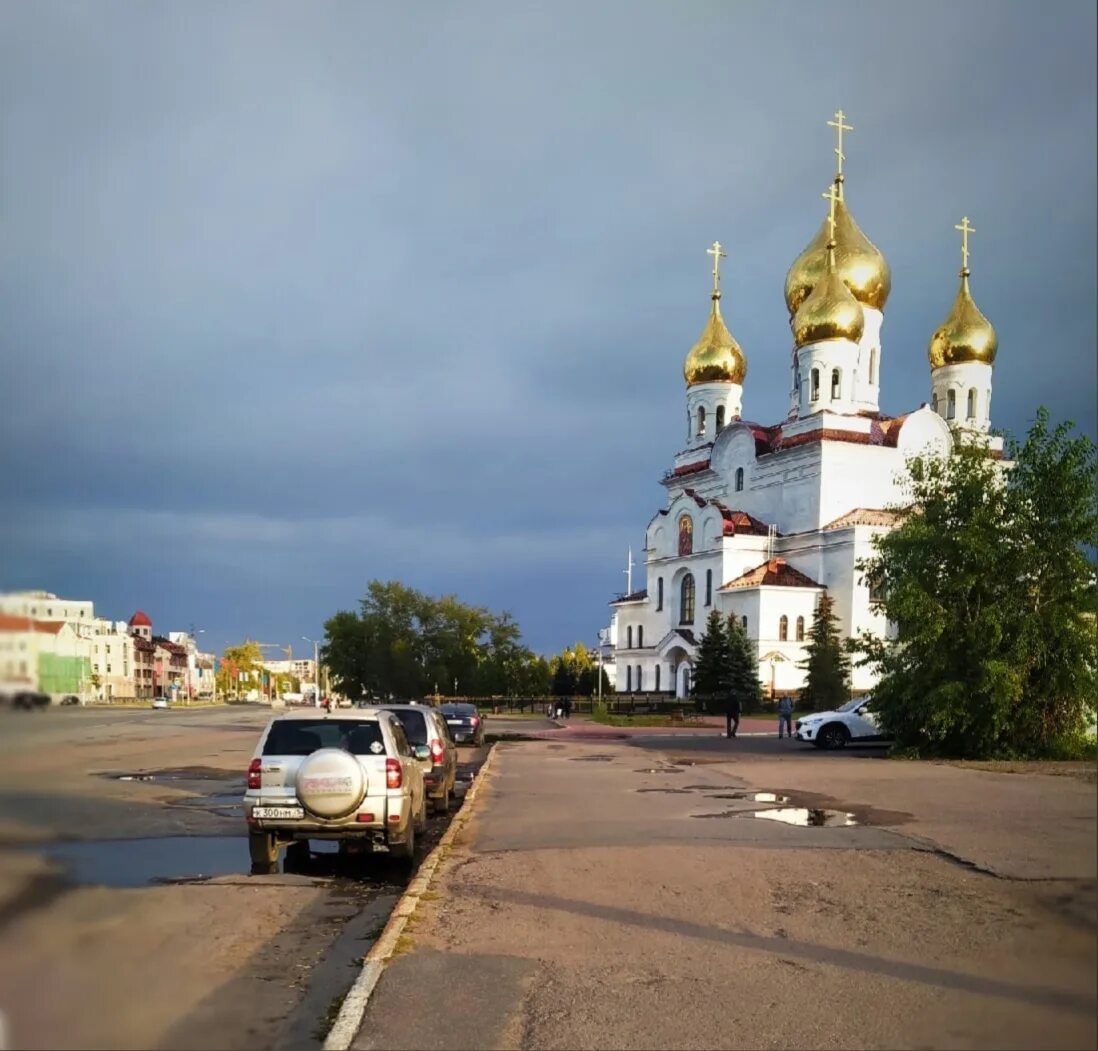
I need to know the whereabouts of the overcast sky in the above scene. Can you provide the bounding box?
[1,1,1095,658]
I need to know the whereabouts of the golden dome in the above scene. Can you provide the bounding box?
[792,245,865,347]
[684,294,747,386]
[784,183,892,314]
[928,271,998,368]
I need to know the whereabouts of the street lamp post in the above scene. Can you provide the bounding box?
[302,636,320,707]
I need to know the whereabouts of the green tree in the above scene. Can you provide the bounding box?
[799,593,850,712]
[727,615,764,711]
[855,410,1097,758]
[691,609,729,711]
[551,660,577,697]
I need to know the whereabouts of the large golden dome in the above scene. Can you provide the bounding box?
[792,246,865,347]
[784,184,891,314]
[928,271,998,368]
[684,295,747,386]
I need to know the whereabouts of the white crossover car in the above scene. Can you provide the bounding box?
[794,698,891,749]
[244,708,427,874]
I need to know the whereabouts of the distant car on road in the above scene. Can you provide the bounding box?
[243,709,427,874]
[795,698,891,749]
[151,696,170,710]
[11,691,50,710]
[59,695,81,706]
[440,703,485,747]
[375,704,458,815]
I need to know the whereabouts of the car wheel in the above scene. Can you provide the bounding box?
[389,820,415,866]
[284,839,311,871]
[248,831,279,875]
[435,785,451,815]
[818,724,850,750]
[415,794,428,833]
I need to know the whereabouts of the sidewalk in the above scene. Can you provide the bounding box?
[350,738,1097,1051]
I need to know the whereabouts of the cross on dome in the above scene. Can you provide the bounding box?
[827,109,853,185]
[955,216,975,273]
[706,240,726,299]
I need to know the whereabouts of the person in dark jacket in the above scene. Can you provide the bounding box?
[724,691,741,738]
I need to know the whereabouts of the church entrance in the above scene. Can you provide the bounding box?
[676,661,692,699]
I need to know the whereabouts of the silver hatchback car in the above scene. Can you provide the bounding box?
[244,709,427,874]
[375,704,458,815]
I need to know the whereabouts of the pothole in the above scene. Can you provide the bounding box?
[35,836,245,887]
[570,755,615,762]
[749,807,859,827]
[636,788,694,794]
[707,791,792,804]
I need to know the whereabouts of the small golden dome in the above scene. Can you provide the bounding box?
[792,245,865,347]
[684,294,747,386]
[784,184,892,314]
[928,271,998,368]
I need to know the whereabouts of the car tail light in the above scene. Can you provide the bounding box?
[247,758,262,789]
[356,813,375,823]
[471,716,480,727]
[430,739,445,763]
[386,758,403,789]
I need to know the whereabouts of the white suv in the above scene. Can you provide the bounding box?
[244,709,427,874]
[794,698,891,749]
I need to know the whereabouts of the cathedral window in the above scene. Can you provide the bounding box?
[705,569,712,606]
[626,666,632,691]
[735,467,744,492]
[967,388,977,419]
[696,406,706,437]
[716,405,726,433]
[678,515,693,556]
[868,570,886,606]
[947,389,956,419]
[656,577,664,611]
[680,574,696,625]
[627,626,633,649]
[637,626,644,648]
[811,368,820,402]
[636,666,643,691]
[795,616,805,641]
[831,368,841,400]
[741,615,747,630]
[932,392,939,414]
[779,615,789,641]
[655,664,661,691]
[869,348,878,385]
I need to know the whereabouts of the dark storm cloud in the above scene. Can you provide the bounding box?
[1,1,1095,654]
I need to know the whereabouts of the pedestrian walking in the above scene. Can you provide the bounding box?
[724,690,741,739]
[777,695,794,739]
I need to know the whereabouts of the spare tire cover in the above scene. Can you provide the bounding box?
[295,748,367,819]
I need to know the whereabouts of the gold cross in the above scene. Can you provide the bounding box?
[955,216,975,271]
[821,184,841,245]
[706,240,726,295]
[827,109,853,178]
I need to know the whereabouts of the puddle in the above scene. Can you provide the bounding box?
[104,767,233,782]
[707,791,792,804]
[749,807,859,827]
[570,755,615,762]
[636,788,694,794]
[38,836,245,887]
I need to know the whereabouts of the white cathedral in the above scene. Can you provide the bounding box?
[606,112,1001,700]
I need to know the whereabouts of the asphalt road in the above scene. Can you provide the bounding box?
[0,704,492,1051]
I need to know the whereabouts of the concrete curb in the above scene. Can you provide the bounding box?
[322,743,500,1051]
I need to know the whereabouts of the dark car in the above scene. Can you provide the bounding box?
[12,691,50,710]
[375,704,458,815]
[440,703,485,747]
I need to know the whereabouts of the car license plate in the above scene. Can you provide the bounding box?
[447,720,462,726]
[252,806,304,819]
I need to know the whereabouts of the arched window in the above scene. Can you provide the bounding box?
[680,574,696,625]
[795,616,805,641]
[947,389,956,419]
[637,626,644,648]
[831,368,841,400]
[869,348,878,385]
[986,388,991,418]
[735,467,744,492]
[636,666,643,691]
[627,625,633,649]
[779,615,789,641]
[811,368,820,402]
[655,664,661,691]
[932,392,939,414]
[705,569,712,607]
[967,388,977,419]
[716,405,726,433]
[696,406,706,437]
[678,515,693,556]
[626,665,632,691]
[657,577,664,611]
[741,615,748,630]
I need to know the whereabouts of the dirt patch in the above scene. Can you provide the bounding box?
[946,760,1097,784]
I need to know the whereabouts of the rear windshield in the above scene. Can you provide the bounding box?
[263,719,386,756]
[383,708,429,745]
[441,704,477,717]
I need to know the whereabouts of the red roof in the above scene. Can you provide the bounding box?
[720,558,823,590]
[129,610,152,627]
[0,613,67,635]
[671,460,710,477]
[132,636,155,652]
